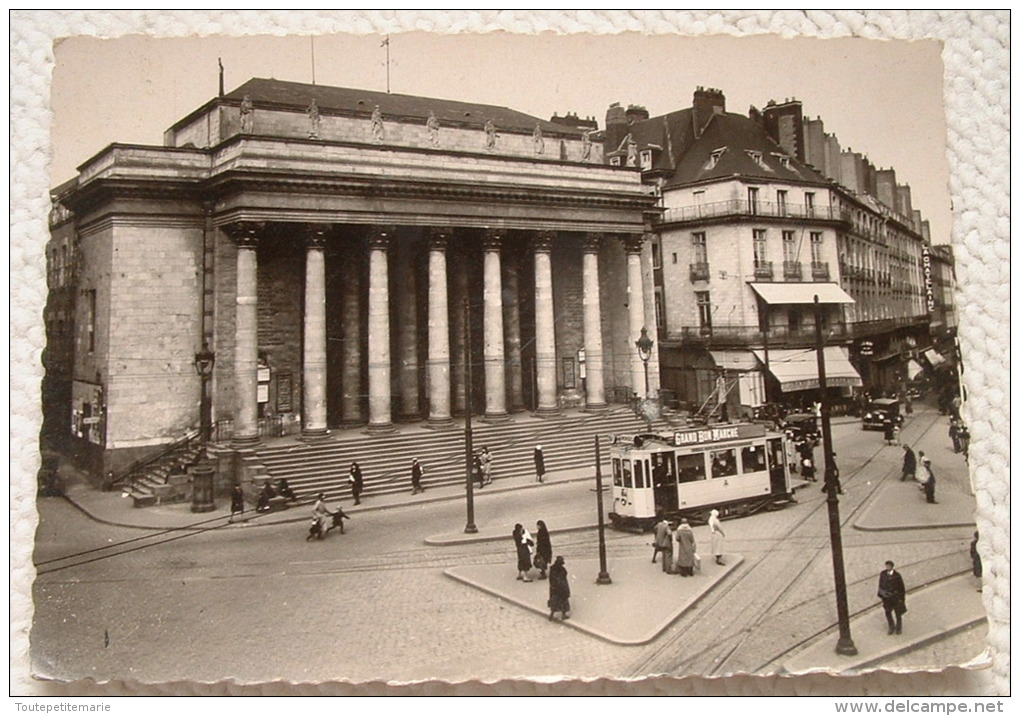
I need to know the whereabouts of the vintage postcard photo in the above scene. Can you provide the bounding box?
[12,12,1008,698]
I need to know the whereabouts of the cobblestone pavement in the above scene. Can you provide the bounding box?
[29,403,987,687]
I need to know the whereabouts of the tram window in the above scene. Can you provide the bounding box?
[622,459,633,488]
[767,438,785,468]
[634,460,644,488]
[710,449,738,479]
[613,458,623,487]
[676,453,706,483]
[741,445,767,473]
[651,452,675,485]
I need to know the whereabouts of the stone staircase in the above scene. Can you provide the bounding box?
[252,407,675,504]
[121,437,205,507]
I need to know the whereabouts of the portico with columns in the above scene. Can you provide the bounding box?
[52,77,661,480]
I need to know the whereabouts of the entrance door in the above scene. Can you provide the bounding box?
[767,437,788,494]
[651,450,678,514]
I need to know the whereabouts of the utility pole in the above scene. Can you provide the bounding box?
[815,295,857,656]
[463,298,477,534]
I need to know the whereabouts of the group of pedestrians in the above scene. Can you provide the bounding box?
[652,510,726,576]
[472,447,494,489]
[511,521,569,621]
[306,491,351,541]
[900,445,937,504]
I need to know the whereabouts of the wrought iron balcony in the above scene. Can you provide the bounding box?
[675,322,852,347]
[811,261,830,279]
[658,199,840,225]
[753,261,774,279]
[783,261,802,280]
[689,262,710,281]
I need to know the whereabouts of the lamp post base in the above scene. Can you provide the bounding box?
[464,523,478,534]
[596,572,612,585]
[835,637,859,656]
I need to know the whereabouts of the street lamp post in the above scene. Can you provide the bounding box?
[463,298,477,534]
[814,296,857,656]
[635,326,653,397]
[594,436,612,585]
[191,342,216,514]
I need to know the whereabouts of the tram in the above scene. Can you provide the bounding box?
[607,422,795,531]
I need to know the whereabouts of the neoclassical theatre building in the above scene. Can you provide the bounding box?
[48,78,662,479]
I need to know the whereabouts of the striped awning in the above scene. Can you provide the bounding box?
[749,282,855,305]
[752,346,862,392]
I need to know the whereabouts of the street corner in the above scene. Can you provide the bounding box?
[853,478,977,532]
[443,554,743,645]
[782,574,988,676]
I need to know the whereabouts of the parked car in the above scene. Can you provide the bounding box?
[862,398,902,430]
[783,412,819,444]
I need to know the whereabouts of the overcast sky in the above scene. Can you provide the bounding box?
[51,31,951,242]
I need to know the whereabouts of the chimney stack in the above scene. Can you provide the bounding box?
[692,86,726,138]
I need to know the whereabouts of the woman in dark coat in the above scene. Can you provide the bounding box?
[229,485,245,523]
[548,556,571,621]
[348,462,364,505]
[534,445,546,483]
[534,520,553,579]
[512,523,533,582]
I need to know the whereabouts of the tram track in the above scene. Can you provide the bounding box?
[624,409,946,678]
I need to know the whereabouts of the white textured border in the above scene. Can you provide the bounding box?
[10,10,1009,697]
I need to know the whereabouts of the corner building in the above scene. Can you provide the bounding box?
[50,78,660,479]
[606,88,937,418]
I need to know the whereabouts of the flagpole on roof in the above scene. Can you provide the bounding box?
[382,35,391,94]
[310,36,316,85]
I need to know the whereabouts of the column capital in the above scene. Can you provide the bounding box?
[583,232,605,253]
[223,221,265,249]
[367,225,396,250]
[532,230,556,253]
[621,233,645,254]
[427,226,452,251]
[483,228,506,251]
[305,223,331,250]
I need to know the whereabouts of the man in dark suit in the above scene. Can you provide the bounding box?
[901,444,917,482]
[878,560,907,634]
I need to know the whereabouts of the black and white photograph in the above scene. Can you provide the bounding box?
[11,11,1009,700]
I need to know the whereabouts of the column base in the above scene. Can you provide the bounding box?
[300,428,332,443]
[482,412,511,424]
[583,402,609,413]
[365,422,396,435]
[425,417,455,430]
[534,406,562,418]
[397,412,422,423]
[231,433,261,449]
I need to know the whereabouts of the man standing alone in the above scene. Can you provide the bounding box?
[652,514,673,573]
[534,445,546,483]
[901,444,917,482]
[877,560,907,634]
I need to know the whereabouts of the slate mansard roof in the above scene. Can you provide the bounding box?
[175,77,587,138]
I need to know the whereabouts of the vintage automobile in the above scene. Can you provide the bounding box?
[782,412,819,443]
[862,398,902,430]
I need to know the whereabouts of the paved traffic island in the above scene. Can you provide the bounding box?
[854,479,977,531]
[444,554,743,645]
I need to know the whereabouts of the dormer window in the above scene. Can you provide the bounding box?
[707,147,727,170]
[745,150,772,171]
[779,155,791,170]
[610,156,622,167]
[639,149,653,170]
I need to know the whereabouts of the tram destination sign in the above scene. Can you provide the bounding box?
[673,423,767,447]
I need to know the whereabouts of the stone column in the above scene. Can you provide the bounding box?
[482,229,509,422]
[366,227,394,432]
[450,239,468,415]
[426,228,453,427]
[624,234,648,397]
[533,230,559,415]
[340,239,363,426]
[301,225,330,440]
[395,237,420,421]
[225,221,263,446]
[502,246,525,412]
[582,233,608,411]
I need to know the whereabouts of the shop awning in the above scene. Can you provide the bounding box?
[748,282,855,305]
[752,346,862,392]
[907,359,925,381]
[709,350,758,371]
[923,348,947,369]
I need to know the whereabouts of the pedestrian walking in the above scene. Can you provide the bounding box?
[534,520,552,579]
[707,509,726,566]
[949,419,961,453]
[229,484,245,523]
[883,416,896,445]
[877,560,907,635]
[674,518,697,577]
[471,451,485,489]
[480,447,493,486]
[904,393,913,416]
[970,531,983,592]
[307,492,331,541]
[958,424,970,460]
[410,457,425,495]
[652,513,674,573]
[327,503,351,535]
[348,461,364,505]
[547,556,571,621]
[534,444,546,483]
[800,456,816,482]
[512,523,534,582]
[920,456,937,504]
[821,453,844,495]
[901,444,917,482]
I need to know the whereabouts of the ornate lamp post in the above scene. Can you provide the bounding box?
[814,296,857,656]
[635,327,653,397]
[594,436,612,585]
[191,342,216,513]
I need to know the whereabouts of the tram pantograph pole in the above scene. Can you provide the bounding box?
[815,295,857,656]
[594,436,612,585]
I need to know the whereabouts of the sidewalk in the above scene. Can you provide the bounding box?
[783,574,987,675]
